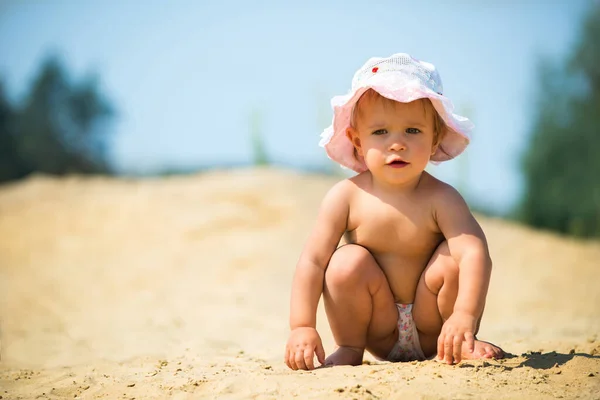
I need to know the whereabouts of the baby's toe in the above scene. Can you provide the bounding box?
[486,347,501,359]
[482,346,495,357]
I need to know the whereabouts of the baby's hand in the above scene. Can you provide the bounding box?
[285,327,325,370]
[437,311,477,364]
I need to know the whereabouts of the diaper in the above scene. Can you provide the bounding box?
[384,303,425,362]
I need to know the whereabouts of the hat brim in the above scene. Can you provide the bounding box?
[319,75,473,173]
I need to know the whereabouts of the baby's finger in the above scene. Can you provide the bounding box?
[464,332,475,354]
[289,352,298,371]
[437,333,446,360]
[444,337,454,364]
[452,335,462,364]
[288,350,298,370]
[284,348,291,369]
[304,348,315,370]
[316,342,326,365]
[295,351,308,370]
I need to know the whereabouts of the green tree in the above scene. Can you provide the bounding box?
[519,4,600,237]
[0,80,29,182]
[14,55,115,177]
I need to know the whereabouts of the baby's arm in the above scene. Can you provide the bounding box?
[433,185,492,362]
[285,181,350,370]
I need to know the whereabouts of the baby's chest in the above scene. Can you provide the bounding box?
[347,202,438,254]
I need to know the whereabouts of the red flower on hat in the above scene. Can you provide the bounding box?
[372,67,379,73]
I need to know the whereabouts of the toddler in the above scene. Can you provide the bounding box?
[284,53,504,370]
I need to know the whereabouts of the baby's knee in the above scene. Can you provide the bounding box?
[423,241,459,292]
[434,241,459,275]
[325,244,376,287]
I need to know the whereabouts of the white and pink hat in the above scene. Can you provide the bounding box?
[319,53,473,173]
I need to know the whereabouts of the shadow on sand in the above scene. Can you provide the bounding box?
[516,351,600,370]
[458,350,600,371]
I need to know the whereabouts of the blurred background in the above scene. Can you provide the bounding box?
[0,0,599,237]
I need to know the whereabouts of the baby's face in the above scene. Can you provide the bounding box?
[348,96,437,185]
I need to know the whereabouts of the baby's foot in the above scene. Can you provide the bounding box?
[323,346,364,367]
[461,339,504,360]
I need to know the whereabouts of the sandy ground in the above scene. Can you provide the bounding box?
[0,168,599,400]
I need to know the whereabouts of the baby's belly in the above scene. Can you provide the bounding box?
[371,252,430,304]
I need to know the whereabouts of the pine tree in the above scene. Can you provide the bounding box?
[519,4,600,237]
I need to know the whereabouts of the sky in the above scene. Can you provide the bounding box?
[0,0,592,213]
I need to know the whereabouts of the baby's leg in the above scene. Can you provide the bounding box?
[412,241,504,362]
[323,244,399,366]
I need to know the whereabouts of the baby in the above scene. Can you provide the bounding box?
[284,53,504,370]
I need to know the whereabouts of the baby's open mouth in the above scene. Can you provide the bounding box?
[388,160,408,167]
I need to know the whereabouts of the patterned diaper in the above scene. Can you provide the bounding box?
[384,303,426,362]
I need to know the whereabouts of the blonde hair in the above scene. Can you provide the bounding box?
[350,89,447,159]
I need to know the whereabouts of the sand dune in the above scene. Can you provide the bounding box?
[0,168,599,399]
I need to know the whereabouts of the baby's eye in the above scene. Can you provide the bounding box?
[406,128,421,134]
[372,129,388,135]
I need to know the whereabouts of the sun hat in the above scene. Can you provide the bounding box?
[319,53,473,173]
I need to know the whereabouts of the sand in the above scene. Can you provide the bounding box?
[0,168,599,399]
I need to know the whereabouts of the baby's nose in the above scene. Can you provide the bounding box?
[389,139,407,151]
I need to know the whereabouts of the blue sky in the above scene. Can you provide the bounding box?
[0,0,592,213]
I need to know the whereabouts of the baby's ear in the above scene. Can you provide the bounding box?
[430,142,439,156]
[346,127,363,156]
[431,131,444,156]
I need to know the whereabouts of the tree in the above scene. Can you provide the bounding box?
[519,4,600,237]
[7,55,115,180]
[0,80,31,182]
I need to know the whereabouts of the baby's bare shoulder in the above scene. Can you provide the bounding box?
[420,174,485,242]
[417,173,472,228]
[410,173,459,210]
[327,176,360,200]
[331,171,373,200]
[347,171,371,188]
[319,177,362,216]
[419,172,463,203]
